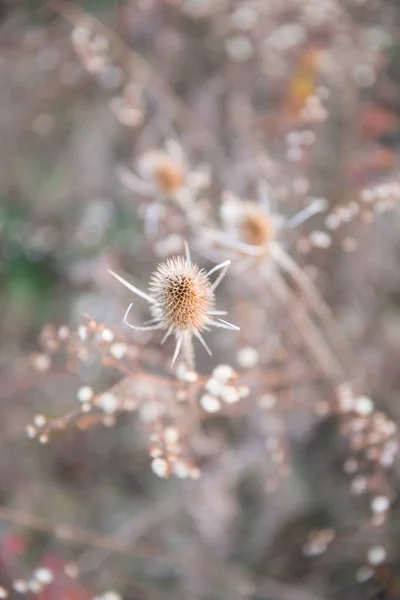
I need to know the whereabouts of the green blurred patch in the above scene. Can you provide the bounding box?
[77,0,119,10]
[3,248,58,328]
[21,0,117,23]
[1,202,59,329]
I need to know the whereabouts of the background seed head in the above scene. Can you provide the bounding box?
[138,150,185,195]
[239,203,275,247]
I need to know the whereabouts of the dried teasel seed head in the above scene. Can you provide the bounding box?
[239,202,275,247]
[149,257,215,332]
[109,247,237,367]
[138,151,185,195]
[222,196,275,248]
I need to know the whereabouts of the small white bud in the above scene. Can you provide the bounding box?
[102,592,122,600]
[13,580,28,594]
[200,394,221,413]
[58,326,70,340]
[337,383,354,412]
[34,568,54,584]
[77,325,88,341]
[205,378,224,396]
[258,394,276,409]
[351,476,367,495]
[355,395,374,416]
[164,427,179,445]
[367,545,386,566]
[225,35,253,61]
[212,364,235,383]
[309,231,331,249]
[71,26,90,46]
[34,414,46,427]
[110,343,126,359]
[220,385,240,404]
[183,371,198,383]
[26,425,36,438]
[325,214,340,230]
[151,457,169,478]
[176,363,198,383]
[173,461,189,479]
[139,402,160,423]
[100,328,114,343]
[99,393,118,414]
[237,347,259,368]
[34,354,51,372]
[371,496,390,514]
[77,386,94,403]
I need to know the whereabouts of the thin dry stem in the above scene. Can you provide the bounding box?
[270,271,345,384]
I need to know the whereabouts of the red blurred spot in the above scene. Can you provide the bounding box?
[1,532,26,557]
[349,145,396,184]
[36,555,92,600]
[360,103,399,140]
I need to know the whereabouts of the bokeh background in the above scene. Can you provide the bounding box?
[2,1,400,599]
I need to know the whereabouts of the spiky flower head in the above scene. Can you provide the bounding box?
[210,190,328,261]
[149,257,215,332]
[108,245,238,368]
[238,202,276,247]
[221,194,277,251]
[138,150,185,196]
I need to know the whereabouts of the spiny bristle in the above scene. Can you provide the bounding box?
[239,203,275,247]
[149,257,214,331]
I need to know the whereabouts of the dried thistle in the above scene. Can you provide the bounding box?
[117,140,189,200]
[138,149,186,196]
[148,257,214,332]
[117,139,210,233]
[211,185,327,259]
[109,244,239,368]
[237,201,276,247]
